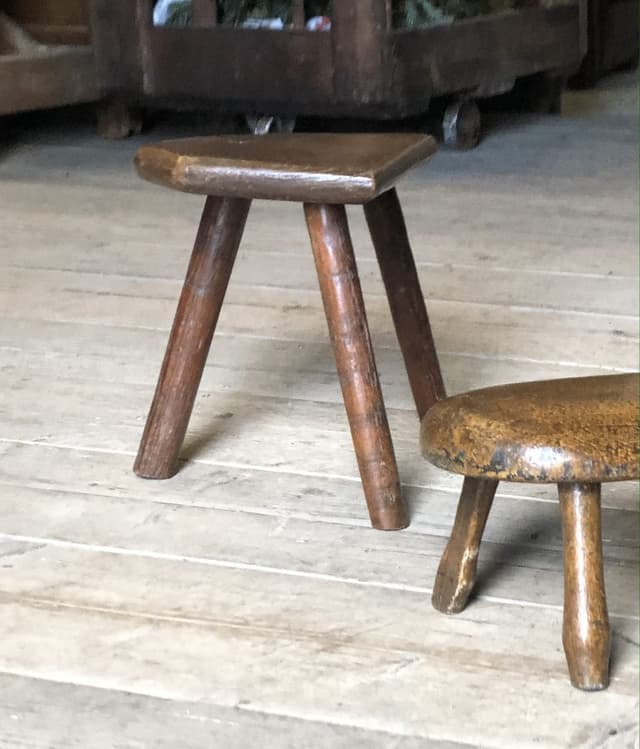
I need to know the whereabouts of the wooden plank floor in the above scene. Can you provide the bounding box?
[0,71,638,748]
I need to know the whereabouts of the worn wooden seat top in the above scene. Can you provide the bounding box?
[421,374,639,483]
[134,133,437,204]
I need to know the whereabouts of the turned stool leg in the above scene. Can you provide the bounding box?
[558,482,610,690]
[432,477,498,613]
[134,196,251,479]
[364,188,446,419]
[304,203,408,531]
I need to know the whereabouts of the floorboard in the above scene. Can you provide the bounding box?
[0,71,637,746]
[0,674,470,749]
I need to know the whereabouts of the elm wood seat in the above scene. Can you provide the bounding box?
[421,373,639,691]
[135,133,437,204]
[134,133,445,531]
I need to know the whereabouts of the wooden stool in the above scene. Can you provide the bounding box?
[421,374,638,690]
[134,133,445,531]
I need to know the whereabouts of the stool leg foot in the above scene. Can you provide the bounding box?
[134,196,251,479]
[559,482,610,690]
[304,203,408,531]
[364,189,445,419]
[96,96,142,140]
[432,477,498,614]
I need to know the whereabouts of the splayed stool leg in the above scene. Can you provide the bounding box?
[432,477,498,614]
[134,197,251,479]
[304,202,408,531]
[559,482,610,690]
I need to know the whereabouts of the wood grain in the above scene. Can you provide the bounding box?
[431,477,498,614]
[0,73,637,745]
[365,188,445,418]
[2,267,636,371]
[89,0,582,119]
[304,203,407,530]
[134,133,437,204]
[89,0,146,96]
[3,0,88,26]
[133,134,438,527]
[0,44,97,116]
[1,542,636,748]
[3,371,640,534]
[559,482,611,690]
[422,374,639,483]
[3,0,90,45]
[134,197,250,479]
[424,375,636,690]
[1,240,636,317]
[0,673,464,749]
[2,440,639,549]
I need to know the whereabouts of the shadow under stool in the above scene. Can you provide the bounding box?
[421,373,639,690]
[133,133,446,531]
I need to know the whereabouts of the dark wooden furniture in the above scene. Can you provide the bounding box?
[4,0,91,45]
[134,132,445,531]
[0,1,97,117]
[575,0,638,86]
[421,373,639,690]
[90,0,584,145]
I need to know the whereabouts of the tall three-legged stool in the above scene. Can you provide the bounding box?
[133,133,445,530]
[421,373,638,690]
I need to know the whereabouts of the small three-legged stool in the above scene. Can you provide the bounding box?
[421,373,638,690]
[133,133,445,530]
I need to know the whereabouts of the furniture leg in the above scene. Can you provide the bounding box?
[432,477,498,613]
[364,188,445,419]
[134,196,251,479]
[559,481,610,690]
[97,96,143,140]
[304,203,408,531]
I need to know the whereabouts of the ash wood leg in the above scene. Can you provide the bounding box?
[304,203,408,531]
[134,196,251,479]
[364,188,445,419]
[432,477,498,614]
[559,482,610,690]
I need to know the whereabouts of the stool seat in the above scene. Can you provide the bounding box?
[135,133,437,204]
[423,372,639,691]
[422,373,639,483]
[132,133,446,531]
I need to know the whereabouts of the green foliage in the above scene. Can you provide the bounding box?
[218,0,330,25]
[222,0,290,24]
[393,0,538,26]
[166,1,193,25]
[163,0,538,30]
[246,0,294,23]
[164,1,332,27]
[394,0,453,26]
